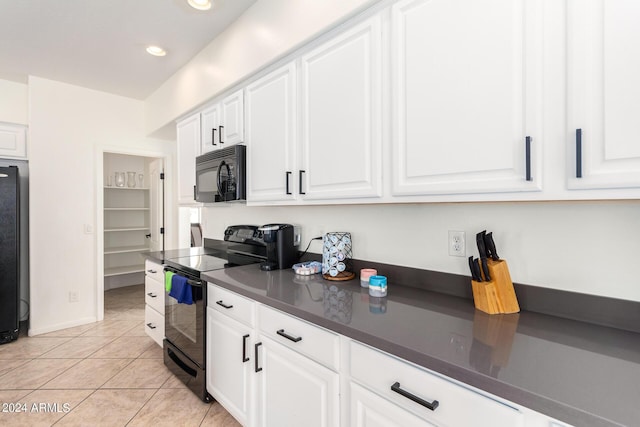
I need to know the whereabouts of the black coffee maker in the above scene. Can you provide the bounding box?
[258,224,298,271]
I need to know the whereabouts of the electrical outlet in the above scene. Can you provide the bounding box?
[69,291,79,303]
[448,231,465,257]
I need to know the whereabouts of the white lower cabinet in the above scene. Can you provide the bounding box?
[254,335,340,427]
[143,260,164,346]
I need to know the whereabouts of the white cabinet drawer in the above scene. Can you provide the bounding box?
[258,304,339,371]
[144,305,164,347]
[208,284,255,327]
[144,259,164,283]
[145,276,164,315]
[350,341,523,427]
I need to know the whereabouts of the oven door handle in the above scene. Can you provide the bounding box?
[163,267,204,287]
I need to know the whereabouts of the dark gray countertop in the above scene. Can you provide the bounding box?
[198,264,640,427]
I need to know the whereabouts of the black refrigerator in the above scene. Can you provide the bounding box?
[0,166,20,343]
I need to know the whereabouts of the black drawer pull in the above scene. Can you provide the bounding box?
[146,323,157,330]
[576,128,583,178]
[242,334,250,363]
[216,300,233,309]
[286,171,292,195]
[525,136,532,181]
[391,382,439,411]
[277,329,302,343]
[255,342,263,372]
[147,292,157,298]
[147,269,157,274]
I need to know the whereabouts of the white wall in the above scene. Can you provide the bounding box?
[28,77,176,335]
[0,79,28,125]
[201,201,640,302]
[145,0,378,136]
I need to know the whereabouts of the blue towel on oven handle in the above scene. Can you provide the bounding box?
[168,274,194,305]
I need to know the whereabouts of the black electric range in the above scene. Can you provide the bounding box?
[162,225,266,403]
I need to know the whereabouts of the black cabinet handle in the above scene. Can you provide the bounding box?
[242,334,250,363]
[147,269,156,274]
[299,170,306,195]
[216,300,233,309]
[576,128,583,178]
[391,382,439,411]
[525,136,532,181]
[255,342,263,372]
[193,185,196,201]
[286,171,292,195]
[277,329,302,343]
[219,125,224,144]
[145,234,152,239]
[147,292,157,298]
[146,323,157,330]
[212,128,217,146]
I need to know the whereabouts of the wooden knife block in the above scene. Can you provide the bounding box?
[471,259,520,314]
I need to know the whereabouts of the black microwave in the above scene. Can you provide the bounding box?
[195,145,246,203]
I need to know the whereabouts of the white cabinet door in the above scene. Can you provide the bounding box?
[255,335,339,427]
[176,113,200,205]
[0,123,27,159]
[201,104,221,155]
[206,307,252,426]
[246,63,297,202]
[391,0,543,196]
[350,382,436,427]
[567,0,640,190]
[300,15,383,200]
[221,90,245,147]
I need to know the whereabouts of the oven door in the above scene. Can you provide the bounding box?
[164,270,206,367]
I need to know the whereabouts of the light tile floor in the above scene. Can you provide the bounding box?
[0,284,241,427]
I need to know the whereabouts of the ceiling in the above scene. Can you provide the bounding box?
[0,0,257,100]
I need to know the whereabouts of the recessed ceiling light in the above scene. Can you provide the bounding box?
[146,46,167,57]
[188,0,212,11]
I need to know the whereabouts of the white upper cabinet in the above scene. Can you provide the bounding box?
[299,15,383,200]
[201,90,244,155]
[246,62,298,203]
[390,0,543,196]
[177,113,200,205]
[0,123,27,159]
[567,0,640,190]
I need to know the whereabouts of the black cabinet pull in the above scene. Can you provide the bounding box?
[219,125,224,144]
[147,292,157,298]
[576,128,583,178]
[242,334,250,363]
[145,234,151,239]
[286,171,292,195]
[391,382,439,411]
[146,323,157,330]
[211,128,217,146]
[299,170,306,195]
[216,300,233,309]
[193,185,196,201]
[525,136,532,181]
[255,342,263,372]
[277,329,302,343]
[146,269,156,274]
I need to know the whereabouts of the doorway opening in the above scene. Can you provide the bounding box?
[102,152,164,310]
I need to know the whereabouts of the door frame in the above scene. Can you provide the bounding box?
[96,146,174,322]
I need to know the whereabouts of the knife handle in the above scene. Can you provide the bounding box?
[481,257,491,282]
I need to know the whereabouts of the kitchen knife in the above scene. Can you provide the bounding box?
[480,257,491,281]
[476,231,488,259]
[469,256,481,281]
[484,232,500,261]
[472,258,484,282]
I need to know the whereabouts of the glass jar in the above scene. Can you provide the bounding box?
[127,171,136,188]
[114,172,125,187]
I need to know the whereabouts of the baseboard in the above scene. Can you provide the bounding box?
[28,316,97,336]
